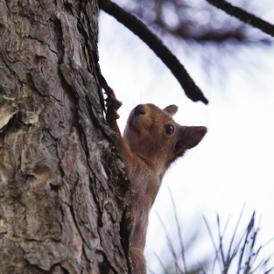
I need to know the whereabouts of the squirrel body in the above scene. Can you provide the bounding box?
[106,92,207,274]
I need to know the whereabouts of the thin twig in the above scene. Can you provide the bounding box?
[203,216,223,272]
[155,211,182,273]
[153,251,169,274]
[206,0,274,37]
[99,0,209,104]
[168,186,188,274]
[227,205,245,263]
[216,214,226,269]
[237,212,256,273]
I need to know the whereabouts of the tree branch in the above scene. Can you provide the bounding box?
[206,0,274,37]
[99,0,209,104]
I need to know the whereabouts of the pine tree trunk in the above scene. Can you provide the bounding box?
[0,1,129,273]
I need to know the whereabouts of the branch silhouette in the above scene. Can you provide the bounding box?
[99,0,209,104]
[206,0,274,37]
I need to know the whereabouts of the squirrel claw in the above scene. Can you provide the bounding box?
[105,88,122,117]
[106,93,122,111]
[105,88,122,134]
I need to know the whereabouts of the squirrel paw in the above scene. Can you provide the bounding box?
[105,88,122,136]
[105,88,122,121]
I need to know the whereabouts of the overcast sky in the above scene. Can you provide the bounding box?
[98,8,274,273]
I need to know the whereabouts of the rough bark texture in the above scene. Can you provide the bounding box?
[0,0,130,273]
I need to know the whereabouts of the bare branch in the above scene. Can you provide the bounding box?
[206,0,274,37]
[129,0,270,45]
[99,0,209,104]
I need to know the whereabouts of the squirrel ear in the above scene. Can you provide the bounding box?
[164,105,178,116]
[176,126,207,150]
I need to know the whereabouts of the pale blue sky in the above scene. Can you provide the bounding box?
[99,6,274,272]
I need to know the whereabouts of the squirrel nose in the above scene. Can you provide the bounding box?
[133,104,145,116]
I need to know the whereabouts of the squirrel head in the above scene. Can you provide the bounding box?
[123,104,207,177]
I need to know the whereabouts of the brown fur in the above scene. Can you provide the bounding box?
[106,90,207,274]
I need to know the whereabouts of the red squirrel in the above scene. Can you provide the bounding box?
[105,89,207,274]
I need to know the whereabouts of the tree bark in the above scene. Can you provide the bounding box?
[0,0,129,273]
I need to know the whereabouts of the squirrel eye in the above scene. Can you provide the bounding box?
[164,124,175,135]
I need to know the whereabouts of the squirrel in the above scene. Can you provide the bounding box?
[105,89,207,274]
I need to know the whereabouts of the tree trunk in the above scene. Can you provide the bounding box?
[0,0,130,273]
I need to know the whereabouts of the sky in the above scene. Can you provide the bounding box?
[98,6,274,273]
